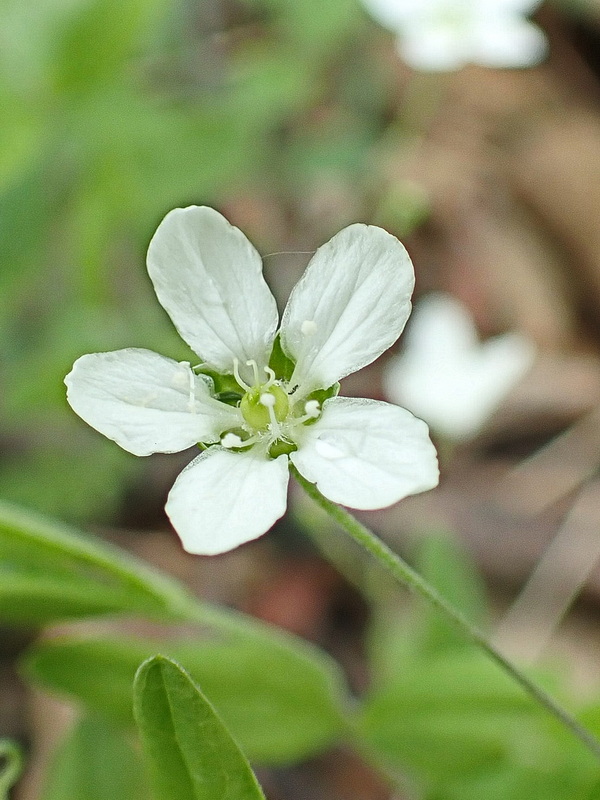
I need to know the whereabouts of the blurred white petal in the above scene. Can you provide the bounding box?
[384,294,536,440]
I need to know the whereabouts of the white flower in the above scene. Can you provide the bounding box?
[65,207,439,555]
[360,0,547,71]
[383,293,535,441]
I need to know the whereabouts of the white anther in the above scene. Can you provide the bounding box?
[304,400,320,418]
[301,319,317,336]
[246,359,260,386]
[221,433,244,449]
[260,393,276,408]
[233,358,251,392]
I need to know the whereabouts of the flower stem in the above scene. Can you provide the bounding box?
[290,465,600,761]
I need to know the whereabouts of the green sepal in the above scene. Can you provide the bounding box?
[268,334,296,382]
[197,369,242,397]
[214,390,243,406]
[299,383,340,424]
[268,439,297,458]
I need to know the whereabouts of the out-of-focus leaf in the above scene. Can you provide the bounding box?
[415,533,490,655]
[50,0,169,92]
[0,500,192,625]
[368,533,490,685]
[23,632,350,765]
[134,656,266,800]
[359,649,538,779]
[41,716,146,800]
[0,738,23,799]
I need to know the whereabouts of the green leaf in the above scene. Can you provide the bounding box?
[41,716,146,800]
[359,649,538,780]
[368,533,490,684]
[134,656,266,800]
[0,500,193,625]
[415,533,489,655]
[50,0,168,92]
[23,631,349,764]
[0,739,23,799]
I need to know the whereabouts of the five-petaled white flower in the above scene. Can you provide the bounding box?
[66,207,439,554]
[360,0,547,71]
[383,293,535,441]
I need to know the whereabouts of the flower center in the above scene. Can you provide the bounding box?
[240,383,289,430]
[218,357,324,456]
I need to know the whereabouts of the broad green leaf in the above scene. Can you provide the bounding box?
[0,739,23,799]
[134,656,266,800]
[0,500,193,625]
[41,716,146,800]
[415,533,490,655]
[359,649,539,780]
[368,533,490,684]
[23,631,349,764]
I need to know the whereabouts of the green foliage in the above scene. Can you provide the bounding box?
[133,656,265,800]
[22,630,349,765]
[0,500,192,624]
[0,0,383,522]
[41,716,146,800]
[361,534,600,799]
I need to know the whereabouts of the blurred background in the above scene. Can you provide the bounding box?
[5,0,600,797]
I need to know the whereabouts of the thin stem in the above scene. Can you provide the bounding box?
[290,464,600,761]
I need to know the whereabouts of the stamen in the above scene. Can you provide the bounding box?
[304,399,320,418]
[261,394,282,438]
[221,433,244,449]
[263,366,276,388]
[246,359,261,386]
[287,399,321,428]
[233,358,251,392]
[260,393,276,408]
[301,319,317,336]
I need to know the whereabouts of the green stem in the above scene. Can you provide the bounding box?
[290,464,600,762]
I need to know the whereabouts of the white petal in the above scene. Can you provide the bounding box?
[147,206,279,378]
[290,397,438,509]
[65,349,241,456]
[487,0,542,13]
[472,17,547,67]
[281,224,414,396]
[166,448,289,555]
[384,300,536,440]
[399,293,479,359]
[399,25,470,71]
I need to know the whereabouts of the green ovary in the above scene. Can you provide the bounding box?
[240,383,290,430]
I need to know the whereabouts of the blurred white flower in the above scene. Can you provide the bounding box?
[66,206,439,555]
[360,0,547,71]
[383,293,536,441]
